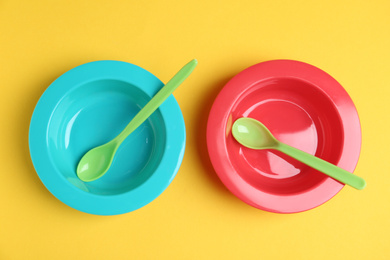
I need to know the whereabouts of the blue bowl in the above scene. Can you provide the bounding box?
[29,60,186,215]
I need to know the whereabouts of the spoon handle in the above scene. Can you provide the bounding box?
[115,59,197,144]
[276,142,366,190]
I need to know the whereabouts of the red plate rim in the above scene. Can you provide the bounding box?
[206,59,361,213]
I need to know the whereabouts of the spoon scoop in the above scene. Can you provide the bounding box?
[232,117,366,190]
[77,59,198,182]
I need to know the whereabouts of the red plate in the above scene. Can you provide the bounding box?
[207,60,361,213]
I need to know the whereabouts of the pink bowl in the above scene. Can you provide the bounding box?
[207,60,361,213]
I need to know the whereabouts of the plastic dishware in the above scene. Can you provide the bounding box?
[29,60,186,215]
[232,117,366,190]
[77,59,197,182]
[207,60,362,213]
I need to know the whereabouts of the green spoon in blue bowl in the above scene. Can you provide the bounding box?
[77,59,198,182]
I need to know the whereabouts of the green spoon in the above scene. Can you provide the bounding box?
[77,59,198,182]
[232,117,366,190]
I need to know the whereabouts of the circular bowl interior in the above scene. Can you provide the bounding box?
[48,79,166,195]
[228,77,344,195]
[207,60,361,213]
[29,60,186,215]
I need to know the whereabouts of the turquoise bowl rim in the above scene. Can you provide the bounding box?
[28,60,186,215]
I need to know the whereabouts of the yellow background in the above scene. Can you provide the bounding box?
[1,0,389,259]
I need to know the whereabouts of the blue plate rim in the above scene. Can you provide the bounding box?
[28,60,186,215]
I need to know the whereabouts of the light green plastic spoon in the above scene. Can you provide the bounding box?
[232,117,366,190]
[77,59,198,182]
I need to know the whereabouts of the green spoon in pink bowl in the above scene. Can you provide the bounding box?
[232,117,366,190]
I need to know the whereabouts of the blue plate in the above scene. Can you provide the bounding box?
[29,60,186,215]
